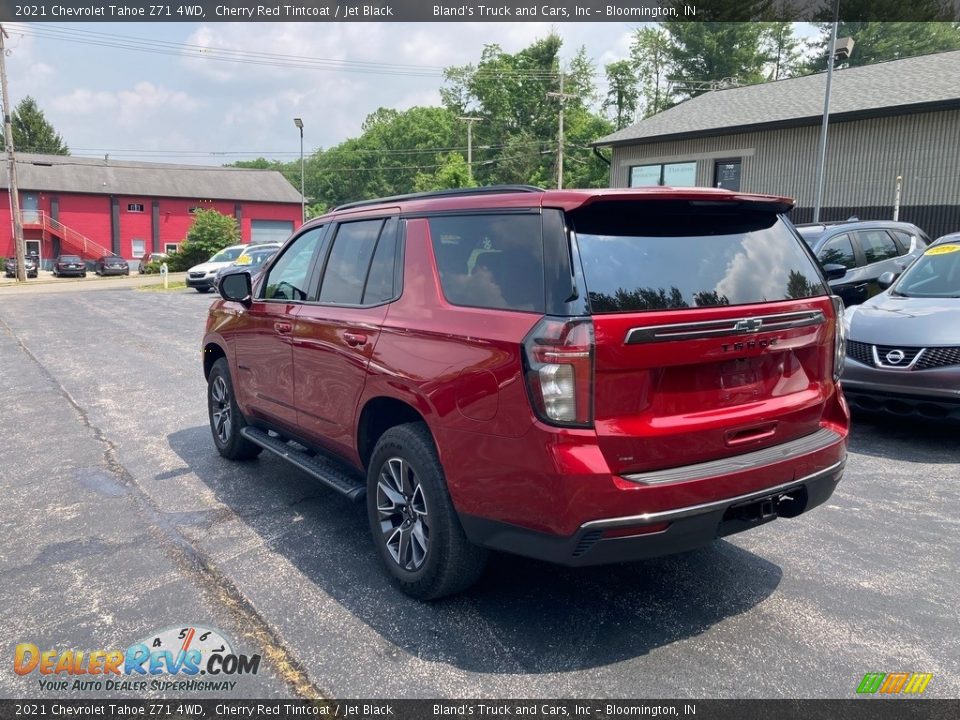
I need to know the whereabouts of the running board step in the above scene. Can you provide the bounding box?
[240,427,366,502]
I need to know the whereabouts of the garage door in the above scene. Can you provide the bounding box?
[251,220,295,245]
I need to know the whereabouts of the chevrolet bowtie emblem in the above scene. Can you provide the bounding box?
[734,318,763,333]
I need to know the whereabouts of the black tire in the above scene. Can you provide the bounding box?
[81,272,87,278]
[367,422,487,600]
[196,287,211,293]
[207,358,262,461]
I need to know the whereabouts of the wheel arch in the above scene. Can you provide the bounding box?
[356,396,435,470]
[203,341,227,379]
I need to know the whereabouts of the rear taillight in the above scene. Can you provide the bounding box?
[831,296,845,382]
[522,316,594,427]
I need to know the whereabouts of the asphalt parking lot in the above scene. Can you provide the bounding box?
[0,285,957,699]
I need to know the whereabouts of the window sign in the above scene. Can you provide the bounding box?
[630,165,662,187]
[630,162,697,187]
[714,160,742,191]
[663,162,697,187]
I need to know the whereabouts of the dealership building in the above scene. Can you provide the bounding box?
[594,50,960,239]
[0,153,303,268]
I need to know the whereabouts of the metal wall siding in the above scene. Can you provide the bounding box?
[610,109,960,210]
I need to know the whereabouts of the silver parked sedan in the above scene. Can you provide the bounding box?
[842,241,960,421]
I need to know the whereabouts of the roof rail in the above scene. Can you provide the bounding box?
[333,184,544,212]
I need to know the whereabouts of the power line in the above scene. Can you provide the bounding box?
[8,24,561,80]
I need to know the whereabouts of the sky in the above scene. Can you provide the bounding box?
[6,21,820,167]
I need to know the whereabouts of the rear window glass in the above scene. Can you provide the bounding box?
[571,202,827,313]
[428,214,544,312]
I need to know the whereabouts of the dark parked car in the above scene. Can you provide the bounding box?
[94,255,130,276]
[794,220,930,306]
[204,186,849,599]
[138,252,168,274]
[4,256,38,278]
[213,245,278,292]
[842,240,960,421]
[52,255,87,278]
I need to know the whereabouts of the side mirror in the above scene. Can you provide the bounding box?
[877,271,898,291]
[822,263,847,281]
[219,269,252,307]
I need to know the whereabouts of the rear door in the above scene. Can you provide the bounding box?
[292,217,400,459]
[855,229,902,298]
[568,199,838,474]
[816,232,866,306]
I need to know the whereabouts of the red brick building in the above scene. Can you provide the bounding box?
[1,153,303,267]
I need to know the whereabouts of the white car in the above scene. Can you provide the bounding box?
[185,245,248,293]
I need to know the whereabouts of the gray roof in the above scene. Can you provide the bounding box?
[1,153,302,203]
[596,50,960,146]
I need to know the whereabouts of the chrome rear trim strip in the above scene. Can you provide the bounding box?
[625,310,824,344]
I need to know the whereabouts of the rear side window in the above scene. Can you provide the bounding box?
[858,230,899,264]
[818,234,857,269]
[319,219,384,304]
[571,201,828,313]
[428,214,544,312]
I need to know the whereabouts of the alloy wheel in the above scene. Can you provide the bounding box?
[210,375,232,445]
[376,457,430,571]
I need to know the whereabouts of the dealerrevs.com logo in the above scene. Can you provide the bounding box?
[13,625,261,693]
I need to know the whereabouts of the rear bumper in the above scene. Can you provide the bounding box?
[461,459,844,566]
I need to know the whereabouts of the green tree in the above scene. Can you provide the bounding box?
[664,21,772,99]
[413,153,476,191]
[806,20,960,70]
[166,209,240,271]
[1,96,69,154]
[442,33,611,189]
[763,21,805,79]
[630,27,674,117]
[603,60,639,129]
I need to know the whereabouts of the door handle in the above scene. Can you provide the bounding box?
[344,332,368,347]
[274,321,293,334]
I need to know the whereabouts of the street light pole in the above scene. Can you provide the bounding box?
[812,0,841,224]
[293,117,305,224]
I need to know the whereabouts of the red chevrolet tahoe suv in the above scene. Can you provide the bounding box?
[203,185,849,599]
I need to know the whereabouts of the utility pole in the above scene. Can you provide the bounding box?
[458,116,481,184]
[0,25,26,282]
[547,68,575,190]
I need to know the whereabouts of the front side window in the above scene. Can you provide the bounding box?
[263,227,324,301]
[572,201,827,312]
[428,214,544,312]
[818,234,856,269]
